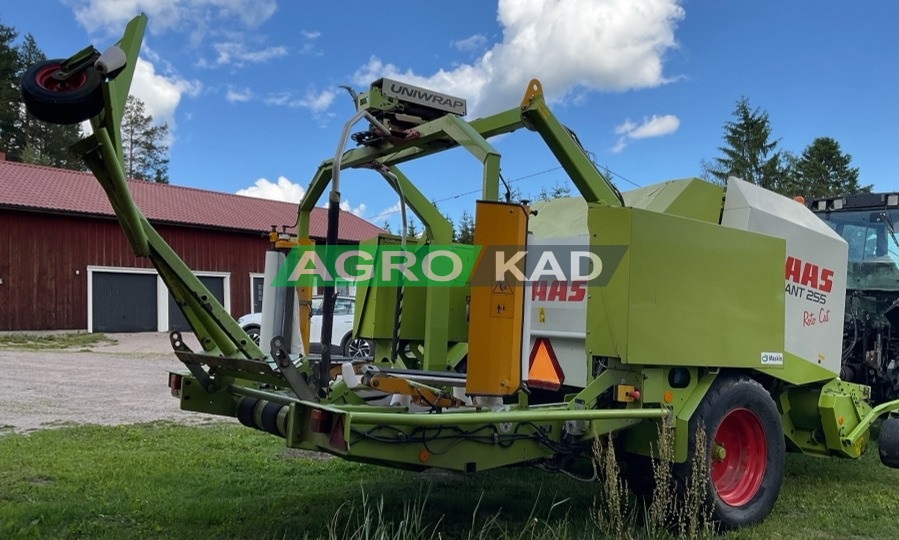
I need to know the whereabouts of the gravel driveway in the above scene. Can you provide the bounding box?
[0,333,226,433]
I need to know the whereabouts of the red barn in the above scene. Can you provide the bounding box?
[0,156,382,332]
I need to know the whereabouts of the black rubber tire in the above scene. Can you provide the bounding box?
[243,325,261,346]
[342,333,373,359]
[879,417,899,468]
[619,451,654,501]
[21,58,104,125]
[686,374,785,530]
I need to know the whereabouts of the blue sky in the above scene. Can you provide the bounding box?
[4,1,899,230]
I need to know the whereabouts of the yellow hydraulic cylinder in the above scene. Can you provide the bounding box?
[466,201,528,396]
[295,238,315,356]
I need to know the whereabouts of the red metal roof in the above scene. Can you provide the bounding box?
[0,159,383,242]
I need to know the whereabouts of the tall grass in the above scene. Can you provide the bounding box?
[326,424,714,540]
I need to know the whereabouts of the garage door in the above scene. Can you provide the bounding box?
[168,276,226,332]
[92,272,158,332]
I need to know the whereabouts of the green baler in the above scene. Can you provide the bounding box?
[20,14,899,530]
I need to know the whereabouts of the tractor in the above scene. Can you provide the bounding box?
[810,193,899,404]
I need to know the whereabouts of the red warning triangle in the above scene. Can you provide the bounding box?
[528,338,564,391]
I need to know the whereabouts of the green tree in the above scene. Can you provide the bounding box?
[443,212,455,240]
[16,34,82,169]
[0,18,20,158]
[789,137,870,199]
[405,217,419,239]
[455,210,474,244]
[381,219,392,234]
[707,97,784,191]
[429,198,456,240]
[122,95,170,182]
[536,180,572,201]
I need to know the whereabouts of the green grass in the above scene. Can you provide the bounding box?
[0,423,897,538]
[0,332,115,350]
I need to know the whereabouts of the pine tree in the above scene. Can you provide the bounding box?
[536,181,572,201]
[455,210,474,244]
[0,19,20,158]
[405,218,419,239]
[443,212,455,241]
[16,34,82,169]
[708,98,784,191]
[790,137,870,198]
[122,95,170,182]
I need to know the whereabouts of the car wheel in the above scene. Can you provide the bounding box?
[343,334,373,359]
[243,325,261,346]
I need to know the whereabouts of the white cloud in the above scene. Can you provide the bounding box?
[295,89,336,113]
[263,92,291,106]
[225,87,252,103]
[236,176,305,203]
[353,0,684,117]
[263,88,336,114]
[71,0,277,34]
[130,57,202,128]
[611,114,680,153]
[628,115,680,139]
[614,119,637,135]
[297,29,323,56]
[212,42,288,66]
[236,177,367,216]
[339,200,367,217]
[451,34,488,52]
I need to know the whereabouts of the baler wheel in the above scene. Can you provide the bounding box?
[689,375,785,529]
[879,416,899,468]
[21,59,104,124]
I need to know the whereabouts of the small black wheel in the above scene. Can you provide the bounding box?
[243,325,261,346]
[688,375,785,529]
[879,417,899,468]
[21,58,104,124]
[342,334,373,359]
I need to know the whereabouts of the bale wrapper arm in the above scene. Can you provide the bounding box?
[19,15,302,399]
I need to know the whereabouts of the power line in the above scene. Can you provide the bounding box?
[432,166,563,204]
[599,165,642,189]
[372,161,642,222]
[371,166,565,221]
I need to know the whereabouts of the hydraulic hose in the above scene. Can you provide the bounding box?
[319,109,393,397]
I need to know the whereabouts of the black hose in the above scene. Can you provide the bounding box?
[390,282,403,362]
[318,192,341,398]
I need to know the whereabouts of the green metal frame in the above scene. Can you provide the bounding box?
[46,14,899,474]
[68,15,262,364]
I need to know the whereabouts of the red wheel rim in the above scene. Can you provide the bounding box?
[711,408,766,507]
[35,64,87,93]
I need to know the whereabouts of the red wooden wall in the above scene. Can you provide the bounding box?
[0,209,270,330]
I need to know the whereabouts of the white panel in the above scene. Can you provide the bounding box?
[722,177,847,374]
[522,234,590,388]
